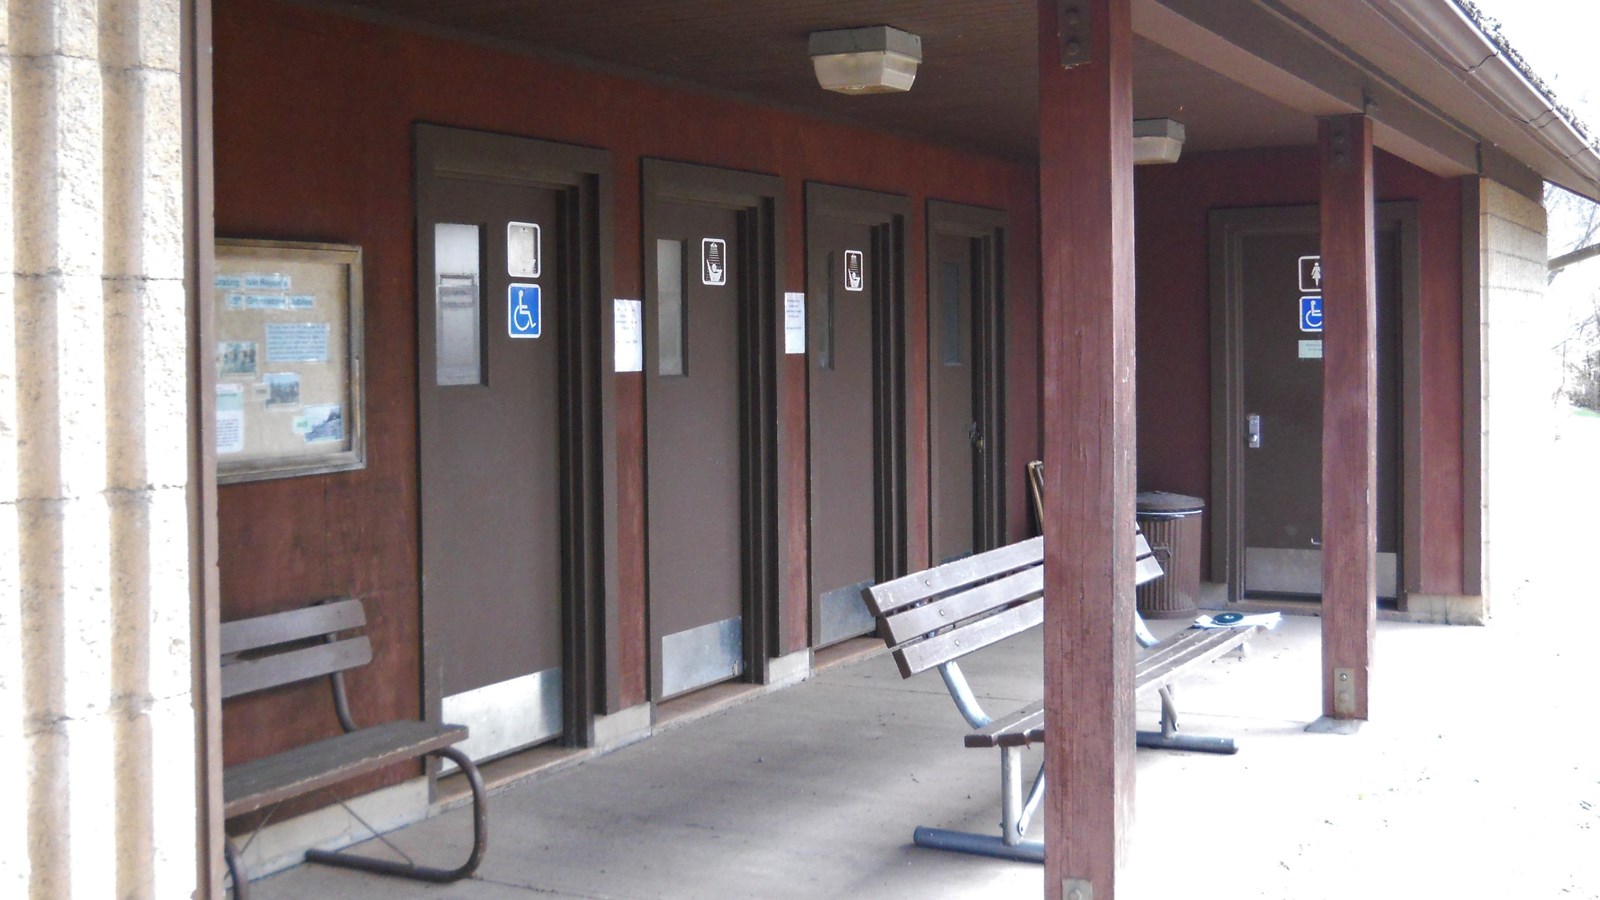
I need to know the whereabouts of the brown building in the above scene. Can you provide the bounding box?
[3,0,1596,895]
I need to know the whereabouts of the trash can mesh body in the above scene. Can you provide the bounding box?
[1136,492,1204,619]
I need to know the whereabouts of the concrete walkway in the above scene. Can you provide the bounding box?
[253,418,1600,899]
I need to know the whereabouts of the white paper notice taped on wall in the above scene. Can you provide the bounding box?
[216,383,245,454]
[784,292,805,354]
[614,298,643,372]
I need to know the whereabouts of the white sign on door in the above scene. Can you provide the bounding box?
[1298,255,1323,293]
[702,238,727,286]
[844,250,865,292]
[784,292,806,354]
[614,298,643,372]
[508,222,541,277]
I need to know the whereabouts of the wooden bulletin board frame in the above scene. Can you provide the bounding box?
[213,239,366,483]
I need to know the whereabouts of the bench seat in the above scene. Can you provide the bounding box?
[224,721,468,818]
[220,598,487,897]
[963,624,1261,750]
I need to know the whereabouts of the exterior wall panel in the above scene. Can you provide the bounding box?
[212,0,1039,801]
[1135,147,1464,595]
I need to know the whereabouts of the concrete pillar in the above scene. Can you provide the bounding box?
[1475,178,1552,614]
[2,1,197,896]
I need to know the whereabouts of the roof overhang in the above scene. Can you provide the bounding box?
[302,0,1600,201]
[1136,0,1600,200]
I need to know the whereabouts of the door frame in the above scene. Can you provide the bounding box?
[803,182,909,644]
[414,123,613,751]
[640,159,783,696]
[927,199,1008,555]
[1209,201,1421,611]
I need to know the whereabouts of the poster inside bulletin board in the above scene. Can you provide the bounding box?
[214,239,365,483]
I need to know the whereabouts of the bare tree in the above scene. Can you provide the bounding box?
[1547,184,1600,280]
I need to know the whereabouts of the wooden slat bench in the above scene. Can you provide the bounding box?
[862,471,1264,863]
[221,598,488,897]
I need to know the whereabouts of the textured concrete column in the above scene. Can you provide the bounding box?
[1476,179,1551,614]
[3,1,196,897]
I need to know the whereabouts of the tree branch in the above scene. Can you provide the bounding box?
[1549,242,1600,276]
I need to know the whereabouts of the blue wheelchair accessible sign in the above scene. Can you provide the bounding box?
[509,283,541,338]
[1299,296,1324,333]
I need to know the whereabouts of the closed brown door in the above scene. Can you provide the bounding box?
[930,232,979,563]
[928,202,1007,560]
[417,135,569,759]
[1235,220,1401,599]
[645,201,747,699]
[805,185,907,648]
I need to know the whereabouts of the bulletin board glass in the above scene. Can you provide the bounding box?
[213,239,366,484]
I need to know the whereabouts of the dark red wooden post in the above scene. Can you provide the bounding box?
[1317,114,1377,725]
[1039,0,1137,894]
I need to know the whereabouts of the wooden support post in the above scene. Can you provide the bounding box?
[1316,114,1377,726]
[1039,0,1137,895]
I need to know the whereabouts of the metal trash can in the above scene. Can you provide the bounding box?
[1136,492,1204,619]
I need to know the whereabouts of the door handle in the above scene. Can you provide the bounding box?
[1247,414,1262,449]
[967,421,985,452]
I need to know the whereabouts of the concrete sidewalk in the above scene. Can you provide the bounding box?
[248,587,1600,899]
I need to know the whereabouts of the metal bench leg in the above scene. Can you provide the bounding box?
[1137,684,1238,754]
[304,746,489,883]
[911,746,1045,863]
[1018,761,1046,838]
[225,839,250,899]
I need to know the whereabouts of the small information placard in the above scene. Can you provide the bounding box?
[1298,255,1323,293]
[844,250,865,292]
[784,292,806,354]
[614,298,643,372]
[1299,339,1324,359]
[508,283,542,338]
[1299,296,1324,333]
[702,238,727,286]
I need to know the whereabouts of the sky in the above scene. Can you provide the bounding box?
[1467,0,1600,252]
[1467,0,1600,135]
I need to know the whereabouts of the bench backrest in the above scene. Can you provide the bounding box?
[865,461,1166,679]
[1028,460,1161,585]
[219,597,371,700]
[863,531,1161,679]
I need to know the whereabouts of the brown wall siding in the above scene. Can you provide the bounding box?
[213,0,1040,774]
[1134,146,1464,594]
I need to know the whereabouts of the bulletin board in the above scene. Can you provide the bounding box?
[214,239,366,484]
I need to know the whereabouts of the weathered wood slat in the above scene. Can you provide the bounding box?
[965,700,1044,748]
[223,720,467,817]
[894,598,1043,677]
[1135,553,1163,586]
[961,625,1264,747]
[882,565,1044,646]
[219,598,365,655]
[866,537,1044,615]
[220,635,373,699]
[1134,626,1261,697]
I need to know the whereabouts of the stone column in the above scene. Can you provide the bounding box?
[2,1,197,896]
[1476,178,1552,615]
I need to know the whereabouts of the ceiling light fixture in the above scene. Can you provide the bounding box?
[809,26,922,95]
[1134,118,1186,165]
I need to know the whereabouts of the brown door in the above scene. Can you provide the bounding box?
[1232,215,1401,599]
[644,198,749,700]
[930,232,977,563]
[419,128,582,755]
[805,184,907,648]
[927,202,1006,563]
